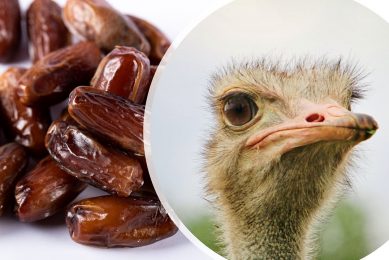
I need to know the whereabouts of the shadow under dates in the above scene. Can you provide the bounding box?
[0,127,7,146]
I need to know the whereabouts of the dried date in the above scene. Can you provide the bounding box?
[0,0,21,62]
[0,67,50,155]
[0,143,27,216]
[27,0,71,62]
[129,15,171,65]
[45,120,143,197]
[15,156,86,222]
[66,195,178,247]
[68,87,144,154]
[63,0,150,54]
[136,156,155,194]
[91,46,150,104]
[17,41,102,106]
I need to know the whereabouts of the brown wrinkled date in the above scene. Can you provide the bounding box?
[66,195,178,247]
[63,0,150,54]
[129,15,171,65]
[0,0,21,62]
[0,143,27,215]
[17,41,102,106]
[15,156,86,222]
[0,67,50,155]
[91,46,151,104]
[26,0,71,62]
[69,87,145,154]
[45,119,144,197]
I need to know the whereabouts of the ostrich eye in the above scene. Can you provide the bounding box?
[223,93,258,126]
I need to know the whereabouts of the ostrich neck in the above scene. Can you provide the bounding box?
[223,199,309,260]
[214,147,348,260]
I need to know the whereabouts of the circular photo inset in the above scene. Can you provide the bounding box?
[145,0,389,259]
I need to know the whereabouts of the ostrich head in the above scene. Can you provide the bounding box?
[205,58,378,259]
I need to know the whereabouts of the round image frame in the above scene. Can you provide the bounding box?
[145,0,389,259]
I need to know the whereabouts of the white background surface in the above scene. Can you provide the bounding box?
[0,0,389,260]
[145,0,389,259]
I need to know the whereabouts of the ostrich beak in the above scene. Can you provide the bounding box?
[246,101,378,152]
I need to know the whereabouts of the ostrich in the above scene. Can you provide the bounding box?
[204,58,378,260]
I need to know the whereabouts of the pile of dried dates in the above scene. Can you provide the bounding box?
[0,0,177,248]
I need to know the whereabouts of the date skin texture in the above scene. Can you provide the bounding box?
[63,0,150,54]
[91,46,150,104]
[17,41,102,106]
[45,120,143,197]
[15,156,86,222]
[68,87,145,155]
[66,195,178,247]
[0,0,21,62]
[27,0,71,62]
[129,15,171,65]
[0,67,50,155]
[0,143,27,216]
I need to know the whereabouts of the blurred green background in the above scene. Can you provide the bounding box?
[188,201,369,260]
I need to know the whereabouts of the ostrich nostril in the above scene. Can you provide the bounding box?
[305,113,325,123]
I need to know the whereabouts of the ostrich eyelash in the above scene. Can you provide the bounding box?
[218,90,257,103]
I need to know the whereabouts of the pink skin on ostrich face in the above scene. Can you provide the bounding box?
[246,99,378,155]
